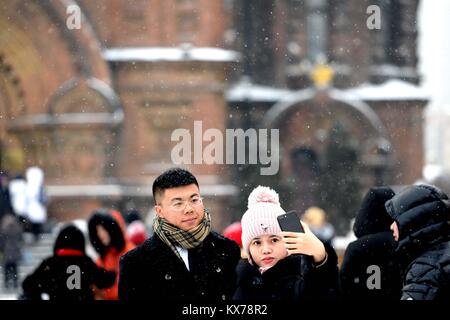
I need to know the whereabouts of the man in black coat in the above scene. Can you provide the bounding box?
[119,168,241,301]
[385,184,450,300]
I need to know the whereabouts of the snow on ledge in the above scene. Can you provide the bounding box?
[46,184,238,198]
[226,79,293,102]
[345,79,430,101]
[227,79,430,103]
[103,46,240,63]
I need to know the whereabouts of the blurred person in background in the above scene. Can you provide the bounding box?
[24,167,47,242]
[21,224,115,300]
[0,172,13,223]
[88,209,135,299]
[124,209,148,247]
[8,173,28,231]
[340,187,402,300]
[223,221,247,259]
[302,206,335,246]
[0,210,23,290]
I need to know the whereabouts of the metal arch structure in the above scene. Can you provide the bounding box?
[46,77,124,126]
[262,88,316,129]
[261,88,394,185]
[263,88,387,139]
[2,0,123,129]
[7,77,124,129]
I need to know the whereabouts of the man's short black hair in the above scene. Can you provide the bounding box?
[152,168,199,203]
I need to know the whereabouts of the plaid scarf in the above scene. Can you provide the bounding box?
[153,209,211,261]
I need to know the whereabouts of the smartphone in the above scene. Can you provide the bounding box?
[277,210,305,233]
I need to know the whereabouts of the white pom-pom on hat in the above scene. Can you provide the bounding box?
[247,186,280,208]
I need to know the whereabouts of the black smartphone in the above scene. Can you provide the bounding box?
[277,210,305,233]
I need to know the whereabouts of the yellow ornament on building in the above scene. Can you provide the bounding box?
[310,64,334,88]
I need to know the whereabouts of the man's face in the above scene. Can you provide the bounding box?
[390,221,399,241]
[155,184,204,231]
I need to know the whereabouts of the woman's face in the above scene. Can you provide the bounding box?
[96,224,111,246]
[248,234,288,269]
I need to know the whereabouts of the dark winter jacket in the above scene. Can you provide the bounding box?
[385,184,450,300]
[233,243,339,301]
[0,214,23,264]
[22,225,116,300]
[119,231,241,301]
[340,187,402,300]
[0,181,13,221]
[340,231,402,299]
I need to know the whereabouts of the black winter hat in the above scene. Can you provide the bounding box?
[353,186,396,238]
[384,184,450,262]
[125,209,142,225]
[385,184,448,220]
[53,224,86,254]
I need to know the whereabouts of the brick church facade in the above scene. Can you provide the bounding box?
[0,0,427,232]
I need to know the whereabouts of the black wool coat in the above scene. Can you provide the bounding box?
[22,255,116,300]
[22,225,115,300]
[118,231,241,301]
[232,244,339,301]
[340,231,402,300]
[340,186,402,300]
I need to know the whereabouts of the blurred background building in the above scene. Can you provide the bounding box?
[0,0,437,235]
[420,0,450,194]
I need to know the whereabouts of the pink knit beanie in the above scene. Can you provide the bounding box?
[241,186,286,254]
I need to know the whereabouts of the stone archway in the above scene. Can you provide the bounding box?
[6,77,124,184]
[46,77,123,183]
[263,88,388,138]
[262,88,392,179]
[0,49,26,174]
[0,0,117,178]
[262,88,393,234]
[0,0,126,221]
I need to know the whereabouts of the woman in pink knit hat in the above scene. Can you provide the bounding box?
[232,186,339,300]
